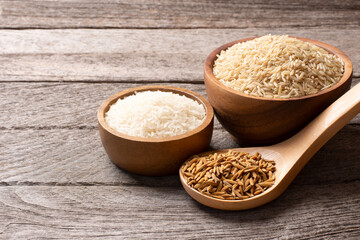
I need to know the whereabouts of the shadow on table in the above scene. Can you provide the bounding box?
[114,127,240,187]
[116,125,360,221]
[188,125,360,220]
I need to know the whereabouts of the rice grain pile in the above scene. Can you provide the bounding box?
[181,150,276,200]
[105,91,206,138]
[213,35,344,98]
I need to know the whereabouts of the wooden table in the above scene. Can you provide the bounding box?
[0,1,359,239]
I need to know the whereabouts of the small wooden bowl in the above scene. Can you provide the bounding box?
[97,85,214,176]
[204,36,353,146]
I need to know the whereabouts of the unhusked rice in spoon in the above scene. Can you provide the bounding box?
[105,90,206,138]
[213,35,344,98]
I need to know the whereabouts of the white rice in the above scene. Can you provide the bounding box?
[105,90,206,138]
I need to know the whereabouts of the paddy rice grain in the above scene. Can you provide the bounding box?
[181,150,276,200]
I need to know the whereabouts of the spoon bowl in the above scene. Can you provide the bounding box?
[180,83,360,210]
[180,147,283,210]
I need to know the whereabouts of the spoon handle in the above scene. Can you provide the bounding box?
[275,83,360,171]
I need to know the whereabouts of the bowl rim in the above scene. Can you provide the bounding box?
[204,36,353,101]
[97,85,214,143]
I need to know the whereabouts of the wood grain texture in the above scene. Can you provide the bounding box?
[204,36,354,146]
[0,1,359,237]
[0,183,359,239]
[0,28,359,83]
[0,83,205,128]
[1,125,359,186]
[1,82,359,130]
[0,0,359,29]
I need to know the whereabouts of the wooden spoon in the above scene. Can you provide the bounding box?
[180,83,360,210]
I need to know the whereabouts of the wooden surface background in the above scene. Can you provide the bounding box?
[0,1,359,239]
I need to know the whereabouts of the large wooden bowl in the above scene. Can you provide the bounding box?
[204,37,353,146]
[98,85,214,176]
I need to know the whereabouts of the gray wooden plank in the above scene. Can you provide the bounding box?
[0,125,359,185]
[0,83,204,128]
[0,183,358,239]
[1,81,359,130]
[0,28,359,82]
[0,127,233,185]
[0,0,359,29]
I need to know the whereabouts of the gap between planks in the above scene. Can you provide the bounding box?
[0,80,205,84]
[1,124,360,131]
[0,179,358,187]
[0,76,359,84]
[0,24,358,30]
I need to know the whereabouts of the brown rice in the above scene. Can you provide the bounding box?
[213,35,344,98]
